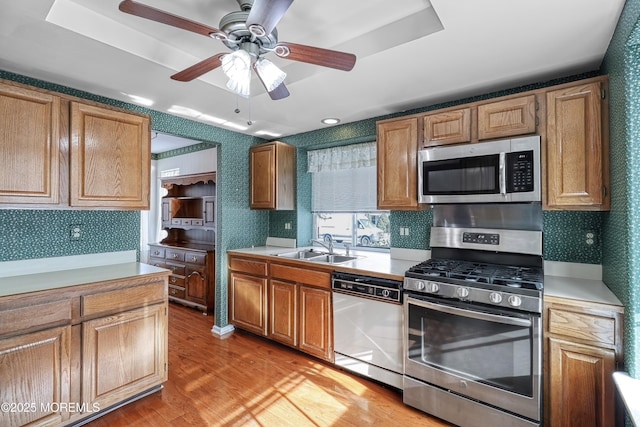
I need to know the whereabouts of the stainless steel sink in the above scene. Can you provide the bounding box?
[274,249,328,259]
[308,254,359,264]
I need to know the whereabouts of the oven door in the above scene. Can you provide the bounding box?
[404,294,541,421]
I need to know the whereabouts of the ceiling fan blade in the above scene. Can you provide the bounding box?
[118,0,220,37]
[171,53,226,82]
[246,0,294,36]
[267,82,290,100]
[275,42,356,71]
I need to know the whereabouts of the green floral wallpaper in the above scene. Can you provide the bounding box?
[602,0,640,378]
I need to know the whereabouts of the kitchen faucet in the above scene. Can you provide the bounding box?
[311,239,334,254]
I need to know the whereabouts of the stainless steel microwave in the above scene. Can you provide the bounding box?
[418,135,541,204]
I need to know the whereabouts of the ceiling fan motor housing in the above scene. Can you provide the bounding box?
[219,10,278,53]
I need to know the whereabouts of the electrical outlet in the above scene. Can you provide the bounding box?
[400,227,410,236]
[284,222,292,230]
[69,224,83,241]
[585,230,596,246]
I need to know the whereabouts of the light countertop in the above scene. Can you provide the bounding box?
[228,246,623,306]
[0,262,169,298]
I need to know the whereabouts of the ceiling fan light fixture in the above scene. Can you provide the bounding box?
[222,49,252,97]
[254,58,286,92]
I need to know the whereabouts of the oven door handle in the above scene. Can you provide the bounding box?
[407,296,532,327]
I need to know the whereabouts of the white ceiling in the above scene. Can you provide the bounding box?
[0,0,626,152]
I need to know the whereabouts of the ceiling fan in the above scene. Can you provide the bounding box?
[118,0,357,100]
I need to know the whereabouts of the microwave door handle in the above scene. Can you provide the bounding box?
[499,152,507,196]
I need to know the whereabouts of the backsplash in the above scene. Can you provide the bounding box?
[0,210,140,261]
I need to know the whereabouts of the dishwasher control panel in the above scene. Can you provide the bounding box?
[332,273,402,303]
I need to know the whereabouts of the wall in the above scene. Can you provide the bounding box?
[274,73,606,265]
[601,0,640,378]
[0,70,268,330]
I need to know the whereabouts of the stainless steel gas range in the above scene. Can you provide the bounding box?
[403,204,543,427]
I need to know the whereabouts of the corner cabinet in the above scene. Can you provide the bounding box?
[70,102,151,209]
[545,79,610,210]
[376,117,421,210]
[0,268,168,427]
[149,173,216,313]
[544,296,624,427]
[250,141,295,210]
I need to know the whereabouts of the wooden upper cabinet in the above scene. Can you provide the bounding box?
[0,82,61,204]
[70,102,151,209]
[477,95,537,140]
[423,108,471,147]
[250,141,295,210]
[545,80,609,210]
[377,117,421,210]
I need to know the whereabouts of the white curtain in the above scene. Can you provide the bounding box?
[307,141,376,173]
[308,142,377,212]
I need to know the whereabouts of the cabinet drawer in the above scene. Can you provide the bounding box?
[271,263,331,289]
[166,249,185,262]
[149,247,166,258]
[229,256,268,276]
[548,306,618,347]
[82,282,166,317]
[168,275,186,288]
[169,285,186,299]
[0,300,72,337]
[184,251,206,265]
[171,219,182,226]
[148,257,166,268]
[191,219,204,226]
[166,263,186,276]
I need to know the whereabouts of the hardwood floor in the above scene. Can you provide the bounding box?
[87,303,452,427]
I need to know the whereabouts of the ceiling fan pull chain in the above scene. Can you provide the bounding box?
[247,97,253,126]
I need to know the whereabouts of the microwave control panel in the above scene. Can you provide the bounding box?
[506,151,534,193]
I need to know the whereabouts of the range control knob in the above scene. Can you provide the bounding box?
[415,281,426,291]
[426,282,440,293]
[489,292,503,304]
[382,289,391,298]
[456,287,469,298]
[508,295,522,307]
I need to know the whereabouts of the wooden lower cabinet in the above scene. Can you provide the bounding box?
[229,271,268,336]
[544,295,624,427]
[228,254,333,362]
[82,303,167,411]
[269,279,298,347]
[0,267,168,427]
[298,285,332,360]
[0,326,71,427]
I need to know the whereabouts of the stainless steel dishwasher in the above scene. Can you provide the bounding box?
[332,272,403,389]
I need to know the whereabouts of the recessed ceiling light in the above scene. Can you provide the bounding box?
[321,118,340,125]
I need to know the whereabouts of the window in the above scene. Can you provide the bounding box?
[308,142,389,250]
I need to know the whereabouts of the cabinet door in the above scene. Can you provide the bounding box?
[229,272,268,336]
[185,267,207,306]
[299,286,332,361]
[250,143,276,209]
[0,326,71,426]
[546,82,609,210]
[0,82,61,204]
[70,102,150,209]
[377,118,421,210]
[269,280,298,347]
[82,303,167,410]
[423,108,471,147]
[477,95,537,140]
[547,337,616,427]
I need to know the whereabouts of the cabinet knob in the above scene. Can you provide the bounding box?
[170,277,177,283]
[154,250,160,255]
[173,254,179,259]
[191,256,198,262]
[171,288,177,295]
